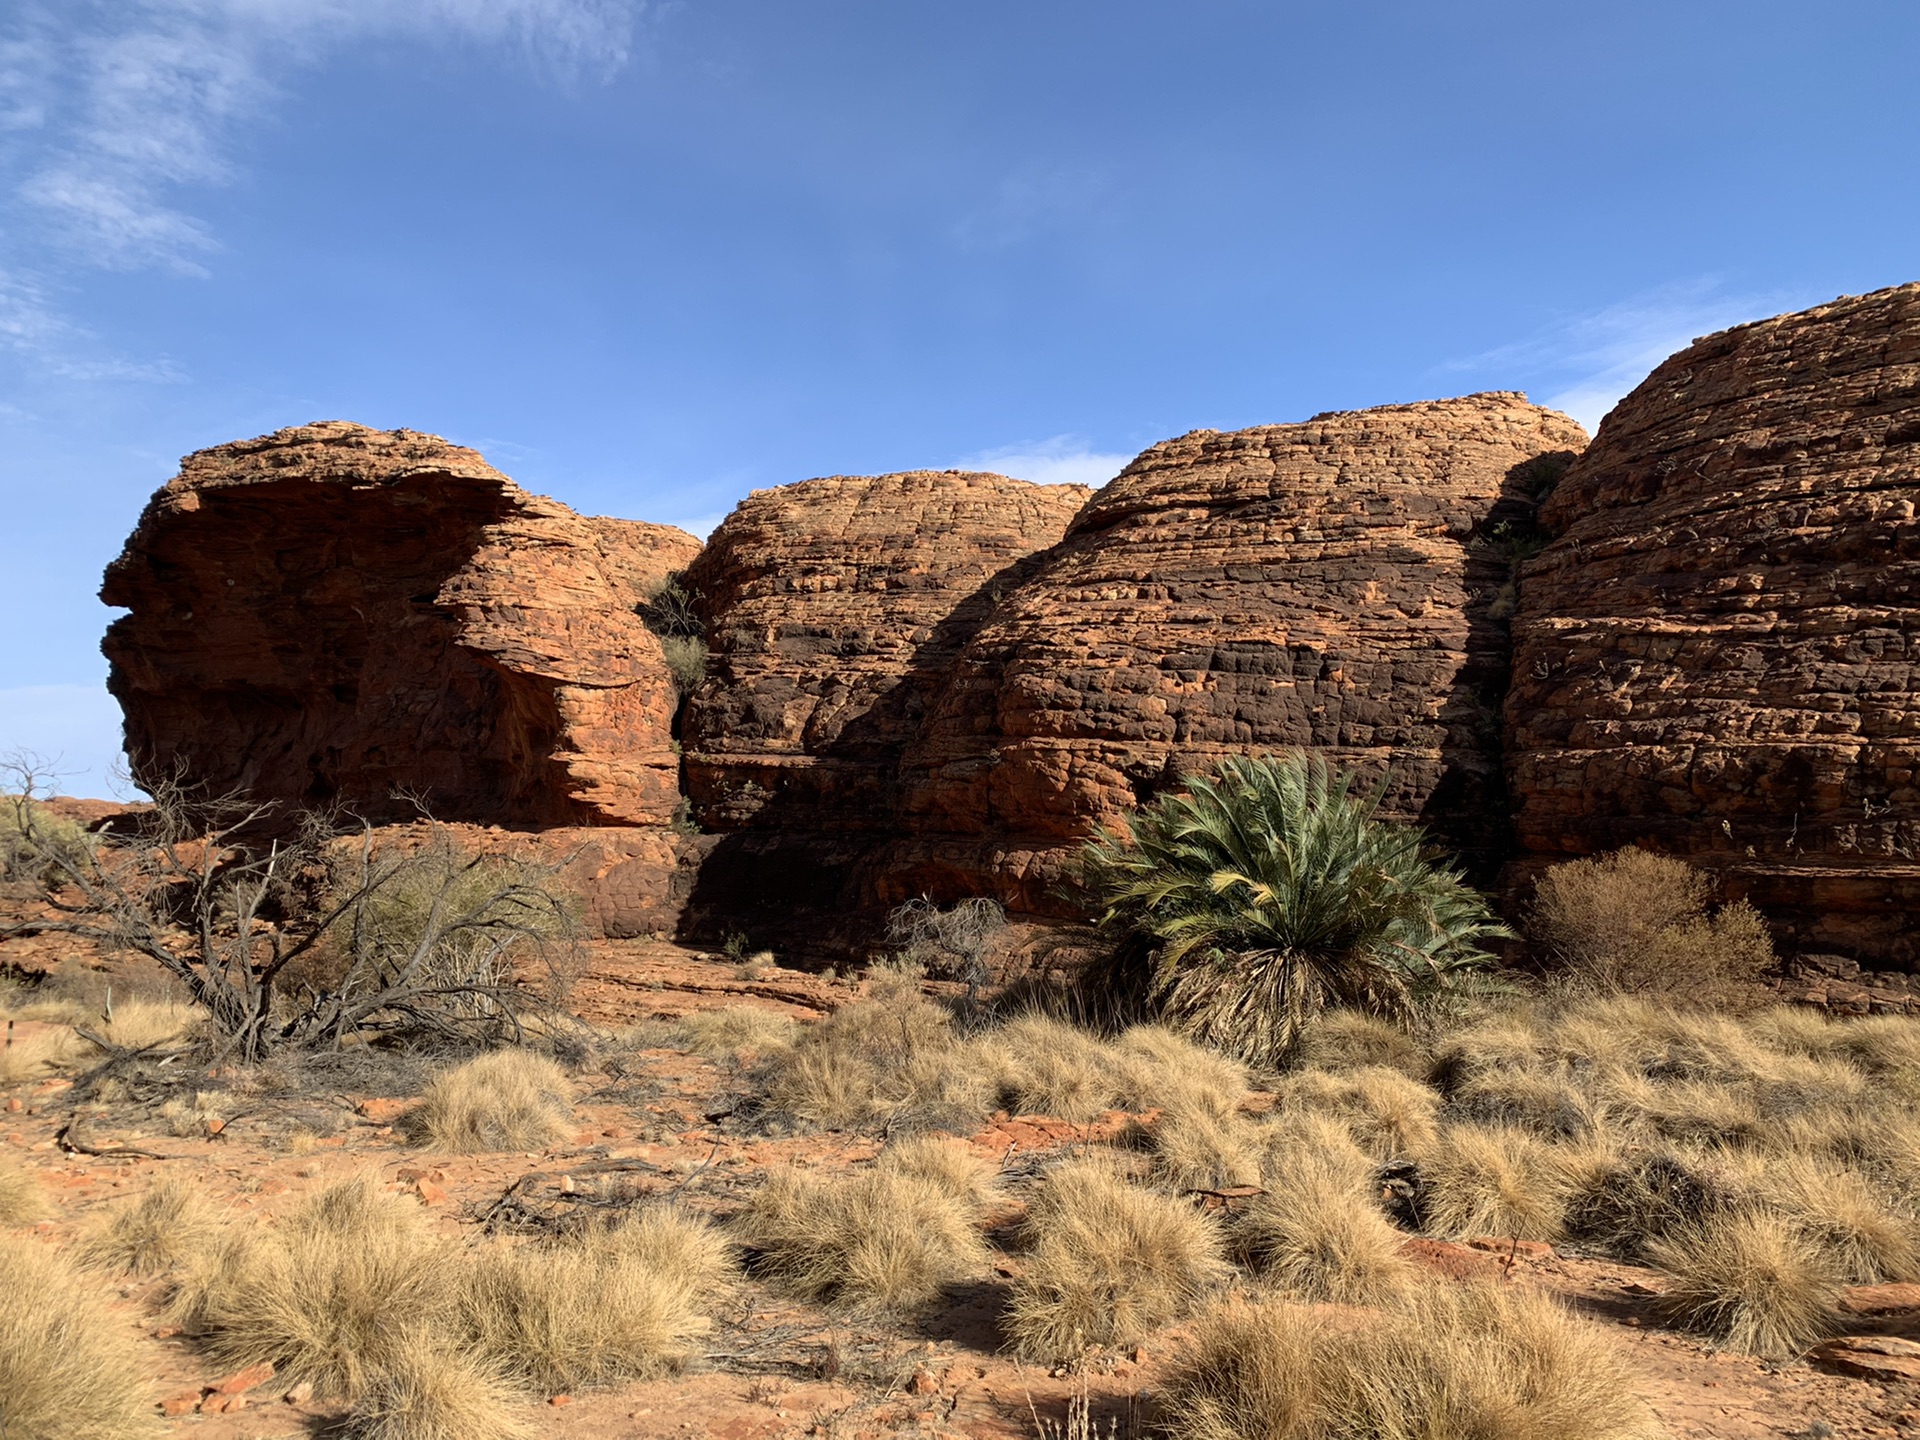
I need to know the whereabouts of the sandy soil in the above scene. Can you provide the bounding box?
[5,936,1920,1438]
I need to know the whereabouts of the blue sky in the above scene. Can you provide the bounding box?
[3,0,1917,795]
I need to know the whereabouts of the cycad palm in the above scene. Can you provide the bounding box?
[1080,752,1509,1067]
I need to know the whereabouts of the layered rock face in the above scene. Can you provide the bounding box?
[679,471,1093,833]
[892,394,1589,909]
[672,471,1089,931]
[1506,284,1920,964]
[102,422,700,829]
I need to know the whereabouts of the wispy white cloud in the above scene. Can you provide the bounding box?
[0,265,184,380]
[4,0,649,273]
[957,434,1131,489]
[1444,279,1811,433]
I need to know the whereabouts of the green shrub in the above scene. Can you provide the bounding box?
[1079,752,1510,1066]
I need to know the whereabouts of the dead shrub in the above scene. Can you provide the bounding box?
[408,1048,575,1153]
[1530,847,1775,1000]
[0,1157,46,1225]
[1006,1156,1227,1360]
[82,1176,219,1275]
[734,1163,988,1313]
[0,1232,162,1440]
[343,1332,529,1440]
[1415,1124,1567,1241]
[1161,1282,1655,1440]
[1236,1161,1413,1305]
[1648,1209,1841,1358]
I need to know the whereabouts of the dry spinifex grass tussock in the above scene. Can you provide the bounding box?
[1646,1209,1841,1358]
[1415,1124,1569,1242]
[1007,1157,1227,1361]
[174,1174,454,1399]
[1270,1066,1439,1160]
[82,1176,220,1275]
[758,978,988,1133]
[1152,1104,1266,1191]
[0,1156,47,1226]
[343,1331,530,1440]
[1236,1155,1413,1306]
[734,1159,989,1313]
[1162,1282,1657,1440]
[1293,1008,1428,1078]
[672,1006,799,1062]
[408,1048,575,1153]
[458,1211,729,1390]
[0,1232,162,1440]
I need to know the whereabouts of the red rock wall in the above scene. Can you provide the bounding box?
[891,395,1589,909]
[1506,284,1920,965]
[679,471,1093,831]
[102,422,700,830]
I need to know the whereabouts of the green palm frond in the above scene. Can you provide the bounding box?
[1078,752,1511,1067]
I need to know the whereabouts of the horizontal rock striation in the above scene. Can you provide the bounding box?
[1505,284,1920,964]
[674,470,1091,932]
[892,394,1588,909]
[102,421,700,829]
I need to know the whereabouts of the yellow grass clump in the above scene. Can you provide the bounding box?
[1152,1103,1266,1191]
[1162,1282,1657,1440]
[457,1223,718,1390]
[1006,1157,1227,1361]
[1236,1159,1413,1305]
[1647,1209,1841,1358]
[343,1332,530,1440]
[82,1176,220,1275]
[735,1163,988,1312]
[0,1157,47,1226]
[1272,1066,1440,1160]
[175,1175,455,1399]
[1415,1124,1567,1242]
[0,1232,162,1440]
[875,1134,1002,1218]
[1293,1009,1427,1077]
[408,1048,575,1153]
[671,1006,799,1062]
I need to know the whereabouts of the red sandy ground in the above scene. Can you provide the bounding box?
[4,937,1920,1438]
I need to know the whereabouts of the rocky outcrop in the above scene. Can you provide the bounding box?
[1505,284,1920,965]
[674,470,1090,932]
[891,394,1589,909]
[680,471,1093,829]
[102,422,700,829]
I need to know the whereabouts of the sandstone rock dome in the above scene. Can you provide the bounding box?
[891,393,1589,909]
[1506,283,1920,964]
[102,421,700,828]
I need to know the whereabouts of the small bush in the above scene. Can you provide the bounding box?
[409,1049,575,1153]
[0,1158,46,1226]
[1531,847,1775,999]
[1647,1209,1840,1357]
[0,793,92,886]
[82,1177,219,1275]
[1006,1157,1227,1360]
[1161,1282,1656,1440]
[660,636,708,697]
[0,1233,162,1440]
[734,1163,987,1313]
[343,1332,529,1440]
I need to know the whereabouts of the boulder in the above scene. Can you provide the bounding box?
[1505,284,1920,965]
[102,422,700,829]
[892,394,1588,909]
